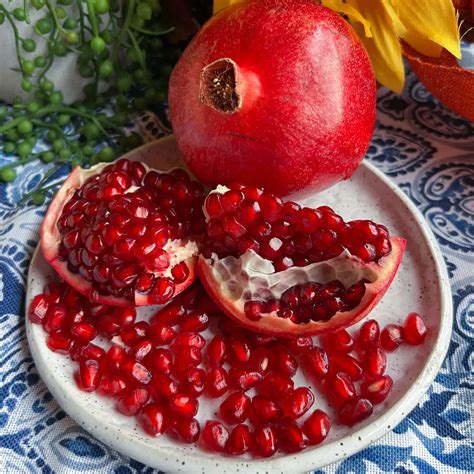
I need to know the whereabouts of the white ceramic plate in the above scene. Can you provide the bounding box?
[26,138,452,473]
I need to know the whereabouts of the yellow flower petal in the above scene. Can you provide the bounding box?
[349,0,405,93]
[321,0,372,37]
[213,0,240,14]
[390,0,461,58]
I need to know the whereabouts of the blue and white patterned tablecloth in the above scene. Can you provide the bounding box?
[1,66,473,473]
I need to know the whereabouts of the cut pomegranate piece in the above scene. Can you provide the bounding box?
[219,391,251,424]
[226,424,252,455]
[41,156,205,306]
[361,375,393,404]
[278,418,307,453]
[198,188,406,337]
[168,417,201,443]
[303,409,331,445]
[403,312,428,345]
[202,421,229,452]
[380,324,404,351]
[253,425,278,457]
[138,403,167,437]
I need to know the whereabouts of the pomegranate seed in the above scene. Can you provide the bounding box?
[338,398,373,426]
[271,346,298,376]
[287,336,313,354]
[44,304,68,333]
[260,195,283,222]
[303,409,331,445]
[248,347,271,375]
[244,300,265,321]
[327,372,356,406]
[278,418,306,453]
[71,322,97,343]
[145,348,173,375]
[29,294,50,324]
[202,421,229,452]
[206,367,230,398]
[45,282,66,302]
[179,368,206,397]
[168,417,200,443]
[72,343,105,362]
[138,403,167,437]
[322,329,354,353]
[248,333,275,347]
[96,314,121,338]
[284,387,315,419]
[364,347,387,378]
[207,335,227,366]
[361,375,393,404]
[179,311,209,332]
[228,336,251,365]
[172,346,202,373]
[174,332,205,349]
[150,277,175,304]
[116,387,150,416]
[302,347,329,378]
[259,373,294,398]
[47,333,72,354]
[121,359,152,385]
[229,368,262,391]
[104,344,127,371]
[220,391,251,424]
[205,193,224,218]
[226,424,252,454]
[169,393,199,418]
[329,353,364,381]
[171,262,189,284]
[114,306,136,328]
[147,322,176,345]
[75,359,101,392]
[151,304,185,325]
[120,321,149,346]
[403,312,428,345]
[251,396,283,425]
[381,324,404,351]
[357,319,380,348]
[150,374,178,400]
[253,425,278,458]
[97,374,127,397]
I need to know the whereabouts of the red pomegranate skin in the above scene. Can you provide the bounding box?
[169,0,376,196]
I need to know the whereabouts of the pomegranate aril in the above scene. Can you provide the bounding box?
[287,336,313,354]
[357,319,380,348]
[253,425,278,458]
[179,368,206,397]
[271,347,298,376]
[322,329,354,354]
[206,367,230,398]
[174,332,205,349]
[120,321,149,346]
[303,409,331,445]
[297,207,321,233]
[244,300,265,321]
[207,335,227,366]
[152,304,185,325]
[169,393,199,418]
[145,348,173,375]
[403,312,428,345]
[70,322,97,343]
[203,421,229,452]
[278,418,306,453]
[75,359,101,392]
[228,336,251,366]
[220,391,251,424]
[172,346,202,373]
[104,344,127,371]
[327,372,356,406]
[205,192,224,218]
[179,311,209,332]
[171,262,189,284]
[29,294,50,324]
[259,373,294,398]
[151,374,179,400]
[380,324,404,351]
[329,353,364,381]
[147,322,176,345]
[97,374,127,397]
[168,417,200,443]
[44,304,68,333]
[338,398,373,426]
[47,333,72,354]
[121,359,152,384]
[248,333,276,347]
[229,368,262,391]
[364,347,387,378]
[116,387,150,416]
[251,396,283,425]
[138,403,167,437]
[72,343,105,362]
[226,424,252,454]
[150,277,175,304]
[302,347,329,378]
[361,375,393,404]
[284,387,315,419]
[129,339,154,361]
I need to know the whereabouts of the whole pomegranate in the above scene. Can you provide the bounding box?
[169,0,376,196]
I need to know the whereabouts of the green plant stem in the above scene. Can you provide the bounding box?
[0,6,23,74]
[130,25,175,36]
[23,0,30,24]
[127,28,146,70]
[86,0,99,37]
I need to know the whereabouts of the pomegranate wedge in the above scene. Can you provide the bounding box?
[41,159,205,306]
[198,186,406,337]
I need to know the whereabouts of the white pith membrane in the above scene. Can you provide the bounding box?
[41,161,200,306]
[208,249,377,315]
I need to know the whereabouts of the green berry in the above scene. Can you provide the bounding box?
[31,0,46,9]
[13,8,26,21]
[58,114,70,126]
[21,79,32,92]
[34,56,47,68]
[52,139,65,152]
[98,146,115,162]
[49,91,63,105]
[3,142,16,154]
[116,95,129,110]
[26,135,38,146]
[22,60,35,76]
[1,167,17,182]
[99,60,113,79]
[136,2,152,20]
[117,75,132,92]
[53,42,68,57]
[63,18,77,30]
[113,112,128,126]
[46,130,58,142]
[59,148,71,160]
[70,140,80,151]
[65,32,79,45]
[101,30,114,44]
[35,17,53,35]
[31,191,46,206]
[94,0,110,14]
[40,79,54,94]
[90,36,106,55]
[83,145,94,157]
[0,106,6,120]
[13,96,23,106]
[6,129,19,141]
[18,142,32,157]
[18,120,33,135]
[55,7,67,19]
[40,151,55,163]
[79,64,94,78]
[22,39,37,53]
[82,123,99,140]
[127,49,140,63]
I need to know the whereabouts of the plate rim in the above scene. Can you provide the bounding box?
[25,140,453,473]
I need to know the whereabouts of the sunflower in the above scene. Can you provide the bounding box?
[213,0,461,93]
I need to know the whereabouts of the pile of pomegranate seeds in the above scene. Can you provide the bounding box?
[56,159,205,303]
[29,281,428,458]
[245,279,367,324]
[204,186,391,267]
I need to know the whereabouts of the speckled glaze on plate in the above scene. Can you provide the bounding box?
[26,137,452,473]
